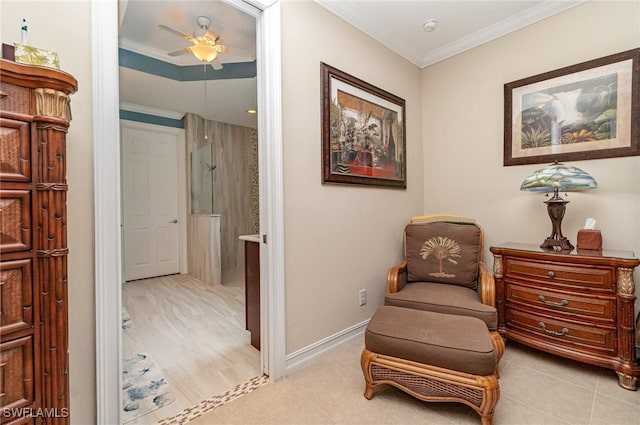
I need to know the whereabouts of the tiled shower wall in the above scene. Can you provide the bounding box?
[185,113,259,274]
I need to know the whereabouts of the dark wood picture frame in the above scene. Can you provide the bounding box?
[321,63,406,188]
[504,48,640,166]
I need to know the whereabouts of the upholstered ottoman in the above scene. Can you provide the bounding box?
[361,306,500,425]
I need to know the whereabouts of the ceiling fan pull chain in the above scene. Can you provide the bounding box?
[204,63,208,141]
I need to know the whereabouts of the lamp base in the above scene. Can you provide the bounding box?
[541,236,574,252]
[541,189,573,252]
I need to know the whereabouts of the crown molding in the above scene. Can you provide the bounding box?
[316,0,587,69]
[119,48,257,81]
[119,39,256,66]
[420,0,587,67]
[119,102,185,120]
[313,0,427,67]
[119,38,188,66]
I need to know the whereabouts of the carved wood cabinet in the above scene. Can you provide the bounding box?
[490,243,640,390]
[1,59,76,423]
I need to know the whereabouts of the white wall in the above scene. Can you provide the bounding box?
[1,2,95,423]
[421,0,640,297]
[280,0,424,353]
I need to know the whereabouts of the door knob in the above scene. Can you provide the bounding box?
[169,219,178,224]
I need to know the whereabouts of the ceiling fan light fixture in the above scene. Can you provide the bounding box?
[189,44,218,62]
[422,18,438,32]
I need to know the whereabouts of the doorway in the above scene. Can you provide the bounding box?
[121,121,187,281]
[118,1,263,423]
[92,1,285,424]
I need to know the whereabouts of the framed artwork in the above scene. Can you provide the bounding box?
[321,63,406,188]
[504,48,640,166]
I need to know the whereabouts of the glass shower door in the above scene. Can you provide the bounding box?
[190,144,215,214]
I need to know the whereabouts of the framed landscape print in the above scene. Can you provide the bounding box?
[504,48,640,166]
[321,63,406,188]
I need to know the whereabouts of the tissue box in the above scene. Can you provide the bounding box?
[13,43,60,69]
[577,229,602,251]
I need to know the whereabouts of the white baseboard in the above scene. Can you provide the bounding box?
[284,318,370,375]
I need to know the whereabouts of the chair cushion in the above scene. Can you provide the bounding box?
[385,282,497,330]
[365,306,496,375]
[405,222,480,288]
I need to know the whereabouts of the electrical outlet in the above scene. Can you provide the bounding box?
[359,289,367,306]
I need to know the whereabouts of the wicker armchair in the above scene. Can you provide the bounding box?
[385,214,505,364]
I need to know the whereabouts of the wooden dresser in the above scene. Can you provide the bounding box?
[1,59,76,423]
[490,243,640,390]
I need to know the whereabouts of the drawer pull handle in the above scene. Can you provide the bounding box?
[539,322,568,337]
[547,271,555,278]
[538,295,568,307]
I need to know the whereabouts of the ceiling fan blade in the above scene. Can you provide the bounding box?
[159,24,193,41]
[193,28,208,39]
[208,19,225,35]
[167,48,191,57]
[225,46,253,59]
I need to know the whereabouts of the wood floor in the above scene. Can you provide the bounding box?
[122,269,261,425]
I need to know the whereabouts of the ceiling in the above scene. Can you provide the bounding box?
[316,0,585,68]
[118,0,259,128]
[118,0,585,129]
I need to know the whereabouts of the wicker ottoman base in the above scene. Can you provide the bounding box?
[361,348,500,425]
[362,307,501,424]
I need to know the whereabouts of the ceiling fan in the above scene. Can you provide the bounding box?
[159,16,228,70]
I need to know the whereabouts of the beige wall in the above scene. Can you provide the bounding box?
[280,0,424,353]
[420,0,640,295]
[2,0,639,421]
[1,2,96,424]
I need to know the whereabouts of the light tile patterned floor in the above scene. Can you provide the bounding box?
[122,271,261,424]
[185,337,639,425]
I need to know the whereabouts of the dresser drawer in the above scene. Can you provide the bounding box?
[0,119,31,182]
[0,190,31,253]
[0,83,31,116]
[1,414,35,425]
[506,308,616,354]
[504,258,615,292]
[0,259,33,335]
[0,336,35,412]
[506,283,615,322]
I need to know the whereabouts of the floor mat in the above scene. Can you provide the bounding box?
[122,352,176,422]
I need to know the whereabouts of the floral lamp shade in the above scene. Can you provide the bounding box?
[520,162,598,193]
[521,162,597,252]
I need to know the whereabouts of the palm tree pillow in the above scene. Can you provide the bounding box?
[404,222,481,289]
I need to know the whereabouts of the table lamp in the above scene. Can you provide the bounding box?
[520,162,597,251]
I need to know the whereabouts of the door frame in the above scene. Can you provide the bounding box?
[120,120,188,280]
[92,1,285,424]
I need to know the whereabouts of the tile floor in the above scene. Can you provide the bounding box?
[122,272,261,425]
[186,337,639,425]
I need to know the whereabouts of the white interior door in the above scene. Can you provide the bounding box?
[122,121,181,281]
